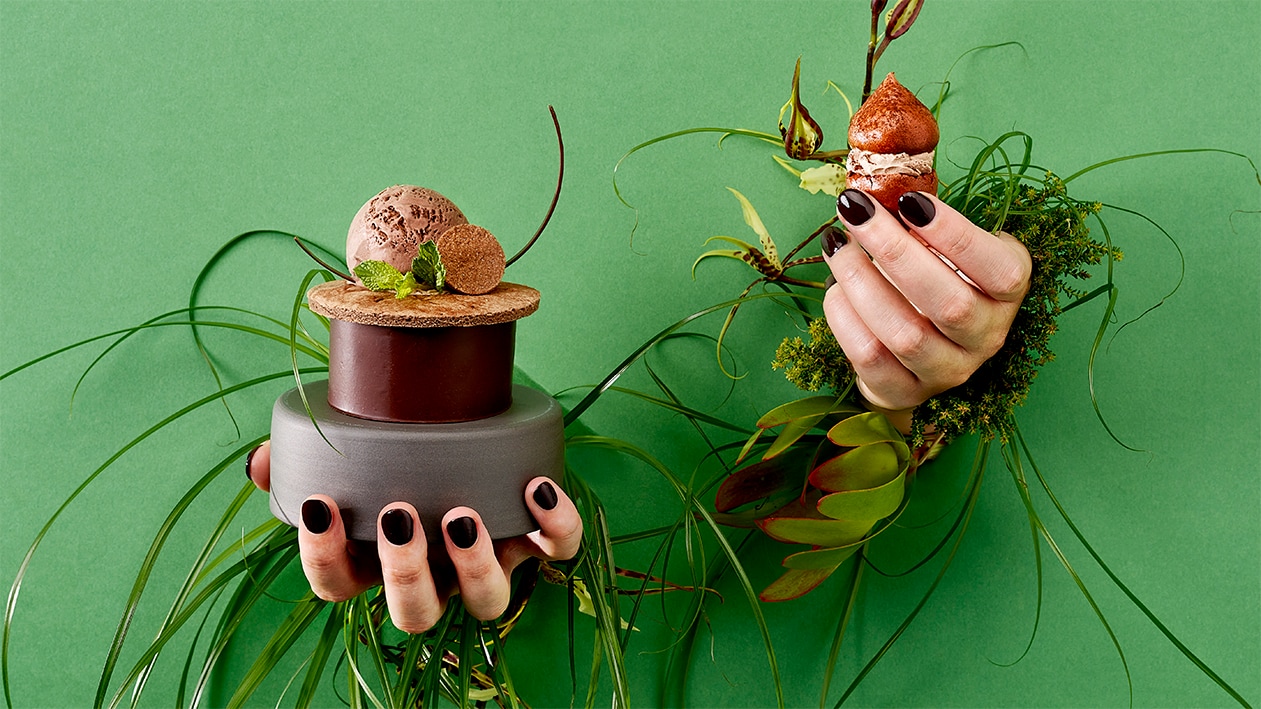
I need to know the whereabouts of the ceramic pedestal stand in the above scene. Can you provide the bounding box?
[268,281,563,542]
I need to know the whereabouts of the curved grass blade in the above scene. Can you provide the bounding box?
[568,435,785,708]
[67,306,321,414]
[1002,438,1132,707]
[990,437,1045,669]
[225,594,326,708]
[612,127,781,248]
[296,602,343,709]
[174,586,227,709]
[94,436,266,708]
[819,552,865,708]
[562,292,794,427]
[1062,148,1260,186]
[1015,424,1253,708]
[289,269,340,454]
[0,318,325,384]
[1098,202,1184,343]
[832,441,989,708]
[3,369,318,709]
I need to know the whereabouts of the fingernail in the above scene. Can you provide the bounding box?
[533,481,559,511]
[836,189,875,226]
[447,516,478,549]
[898,191,936,228]
[245,443,263,481]
[820,225,848,257]
[381,508,414,546]
[824,274,837,289]
[302,499,332,535]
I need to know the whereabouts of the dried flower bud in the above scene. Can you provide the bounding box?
[885,0,924,39]
[779,57,823,160]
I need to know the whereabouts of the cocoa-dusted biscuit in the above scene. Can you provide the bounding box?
[846,73,939,213]
[437,223,506,295]
[307,280,539,329]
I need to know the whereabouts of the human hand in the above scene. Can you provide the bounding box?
[821,188,1032,417]
[245,441,583,633]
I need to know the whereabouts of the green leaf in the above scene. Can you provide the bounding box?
[757,517,873,548]
[715,447,814,513]
[782,544,862,571]
[353,260,405,291]
[691,249,750,279]
[826,411,903,447]
[798,163,847,197]
[759,568,835,602]
[758,396,854,429]
[816,468,907,521]
[412,241,446,291]
[726,188,780,269]
[394,272,417,300]
[809,442,904,492]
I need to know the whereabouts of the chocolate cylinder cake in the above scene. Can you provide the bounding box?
[268,185,563,542]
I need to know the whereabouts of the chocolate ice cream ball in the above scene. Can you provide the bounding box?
[346,185,467,276]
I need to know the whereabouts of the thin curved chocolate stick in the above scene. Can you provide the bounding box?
[505,105,565,268]
[294,236,354,281]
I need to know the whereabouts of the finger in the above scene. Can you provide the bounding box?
[838,189,1008,350]
[821,281,925,411]
[443,508,511,621]
[498,478,584,573]
[823,222,969,389]
[245,441,270,493]
[896,191,1031,303]
[298,495,376,602]
[377,503,445,634]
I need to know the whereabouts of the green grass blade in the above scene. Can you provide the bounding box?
[819,553,864,708]
[1062,148,1260,185]
[833,441,989,708]
[225,594,326,708]
[3,369,318,709]
[173,586,226,709]
[94,437,266,708]
[1015,424,1253,708]
[1002,438,1132,707]
[296,601,343,708]
[562,292,796,426]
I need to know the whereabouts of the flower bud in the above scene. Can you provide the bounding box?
[871,0,888,14]
[779,57,823,160]
[885,0,924,39]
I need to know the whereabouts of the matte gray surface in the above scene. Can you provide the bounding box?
[269,381,563,541]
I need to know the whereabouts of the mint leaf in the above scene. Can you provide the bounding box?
[411,241,446,292]
[354,260,405,291]
[394,272,417,299]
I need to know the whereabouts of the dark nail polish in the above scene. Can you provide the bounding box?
[533,481,559,510]
[245,443,263,481]
[447,516,478,549]
[381,508,414,546]
[898,191,936,228]
[824,274,837,289]
[302,499,332,535]
[836,189,875,226]
[820,225,848,257]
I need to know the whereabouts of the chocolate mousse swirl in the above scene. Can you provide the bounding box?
[846,73,939,213]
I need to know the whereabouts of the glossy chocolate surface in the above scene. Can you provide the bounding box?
[328,319,516,423]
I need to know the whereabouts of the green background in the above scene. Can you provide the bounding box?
[2,1,1258,706]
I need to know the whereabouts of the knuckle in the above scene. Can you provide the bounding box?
[885,322,932,360]
[301,550,343,579]
[936,290,977,331]
[382,564,427,591]
[459,558,500,585]
[468,596,510,621]
[868,234,910,268]
[845,337,887,371]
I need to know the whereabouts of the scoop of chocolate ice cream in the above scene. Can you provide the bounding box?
[847,73,939,154]
[346,185,467,276]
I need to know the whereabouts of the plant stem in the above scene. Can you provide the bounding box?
[783,217,838,262]
[863,6,879,102]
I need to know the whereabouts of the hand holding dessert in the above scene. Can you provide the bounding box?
[247,442,583,631]
[822,188,1031,418]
